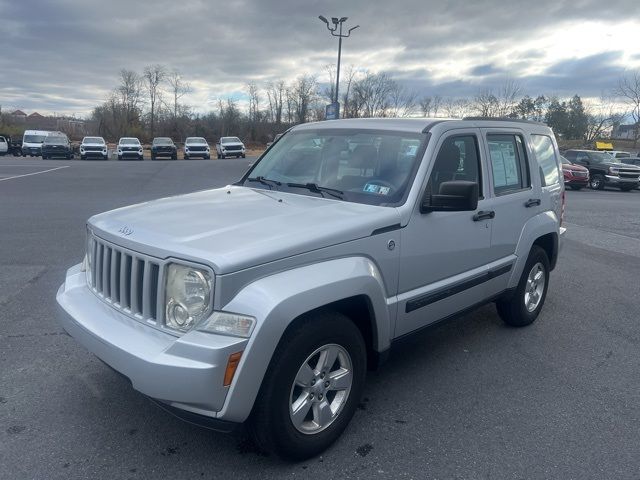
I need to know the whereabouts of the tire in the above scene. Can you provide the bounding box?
[249,311,366,460]
[184,155,189,160]
[151,154,156,161]
[242,153,246,158]
[172,154,177,160]
[80,155,86,160]
[117,155,122,161]
[589,174,605,190]
[569,185,582,191]
[205,154,210,160]
[497,246,550,327]
[220,153,225,159]
[42,155,48,159]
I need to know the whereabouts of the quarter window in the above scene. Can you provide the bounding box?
[531,135,560,187]
[487,134,530,195]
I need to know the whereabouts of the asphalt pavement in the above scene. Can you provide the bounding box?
[1,155,639,479]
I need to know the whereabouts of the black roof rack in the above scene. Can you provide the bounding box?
[462,117,546,125]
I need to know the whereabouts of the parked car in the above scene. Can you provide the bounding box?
[184,137,210,159]
[41,133,73,159]
[57,118,565,460]
[117,137,144,161]
[606,150,632,160]
[80,136,108,160]
[151,137,178,160]
[0,136,8,156]
[563,149,640,191]
[22,130,55,157]
[560,155,589,190]
[216,136,246,158]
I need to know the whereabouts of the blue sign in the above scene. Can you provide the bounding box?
[325,102,340,120]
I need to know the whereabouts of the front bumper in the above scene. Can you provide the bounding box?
[185,150,209,157]
[605,175,640,186]
[23,146,42,155]
[81,149,108,158]
[56,264,247,421]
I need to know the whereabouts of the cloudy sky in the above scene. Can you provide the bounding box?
[1,0,640,117]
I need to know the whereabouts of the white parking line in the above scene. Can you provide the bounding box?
[0,165,70,182]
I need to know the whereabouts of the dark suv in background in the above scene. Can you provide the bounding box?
[41,134,73,159]
[151,137,178,160]
[563,149,640,191]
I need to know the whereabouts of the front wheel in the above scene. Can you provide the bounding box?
[497,246,550,327]
[205,154,211,160]
[242,153,246,158]
[590,174,605,190]
[249,311,366,460]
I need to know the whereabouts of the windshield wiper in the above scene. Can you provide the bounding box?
[286,182,344,200]
[246,176,282,189]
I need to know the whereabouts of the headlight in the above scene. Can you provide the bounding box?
[609,167,619,174]
[198,311,256,338]
[165,263,212,333]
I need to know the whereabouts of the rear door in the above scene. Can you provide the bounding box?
[479,128,539,295]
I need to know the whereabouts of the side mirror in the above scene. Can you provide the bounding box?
[421,181,479,213]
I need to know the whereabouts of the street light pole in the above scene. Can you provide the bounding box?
[318,16,359,116]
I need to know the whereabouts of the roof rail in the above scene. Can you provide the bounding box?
[462,116,546,125]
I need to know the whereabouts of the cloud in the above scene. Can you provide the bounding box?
[1,0,640,115]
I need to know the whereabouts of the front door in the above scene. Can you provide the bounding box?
[395,129,493,338]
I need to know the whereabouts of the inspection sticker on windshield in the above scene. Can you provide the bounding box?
[363,183,391,195]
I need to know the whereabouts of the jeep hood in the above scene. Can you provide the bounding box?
[89,186,400,274]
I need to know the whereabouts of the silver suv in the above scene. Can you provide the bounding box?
[57,118,565,460]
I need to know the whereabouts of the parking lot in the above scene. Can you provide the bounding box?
[1,155,639,479]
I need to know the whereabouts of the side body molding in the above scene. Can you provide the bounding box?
[215,256,392,423]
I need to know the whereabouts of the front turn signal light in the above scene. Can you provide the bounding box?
[224,352,243,387]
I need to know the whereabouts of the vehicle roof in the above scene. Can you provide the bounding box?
[153,137,173,140]
[564,149,605,152]
[293,117,549,134]
[119,137,140,141]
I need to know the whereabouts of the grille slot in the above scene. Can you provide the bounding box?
[88,236,162,323]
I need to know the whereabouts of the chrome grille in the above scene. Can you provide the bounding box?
[618,168,640,179]
[88,236,162,322]
[572,171,588,178]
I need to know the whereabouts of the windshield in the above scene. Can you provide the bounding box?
[611,152,630,158]
[222,137,241,143]
[120,138,140,145]
[590,151,619,163]
[24,135,46,143]
[44,136,67,144]
[153,138,173,145]
[244,128,428,206]
[0,137,6,143]
[84,137,104,144]
[186,137,206,144]
[560,156,572,165]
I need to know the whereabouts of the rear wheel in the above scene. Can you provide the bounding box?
[497,246,550,327]
[249,311,366,460]
[589,174,605,190]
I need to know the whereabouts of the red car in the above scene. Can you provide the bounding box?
[561,155,589,190]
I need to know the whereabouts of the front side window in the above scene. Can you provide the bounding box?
[244,128,428,206]
[487,134,530,195]
[531,134,560,187]
[426,135,482,198]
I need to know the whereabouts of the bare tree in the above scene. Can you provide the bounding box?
[615,71,640,146]
[266,81,286,126]
[291,75,317,124]
[117,69,144,133]
[442,97,471,118]
[388,82,418,117]
[584,96,627,143]
[165,70,191,120]
[143,65,166,137]
[246,83,261,140]
[496,79,522,117]
[472,89,499,117]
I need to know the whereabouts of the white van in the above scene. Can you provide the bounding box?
[22,130,59,157]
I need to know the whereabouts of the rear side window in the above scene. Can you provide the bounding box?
[487,134,530,195]
[531,135,560,186]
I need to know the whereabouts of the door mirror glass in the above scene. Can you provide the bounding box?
[421,181,479,213]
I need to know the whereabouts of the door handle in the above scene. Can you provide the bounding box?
[473,210,495,221]
[525,198,541,208]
